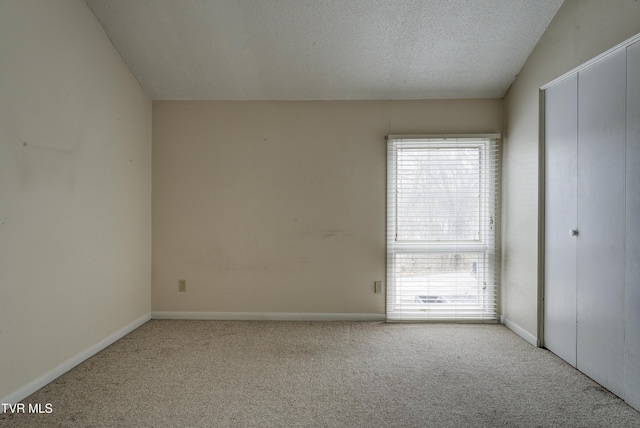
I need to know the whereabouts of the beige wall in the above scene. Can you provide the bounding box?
[0,0,151,401]
[502,0,640,339]
[152,99,502,315]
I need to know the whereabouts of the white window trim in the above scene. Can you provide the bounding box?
[386,134,500,322]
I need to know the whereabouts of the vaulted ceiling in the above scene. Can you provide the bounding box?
[85,0,564,100]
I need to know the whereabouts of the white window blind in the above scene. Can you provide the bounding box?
[386,135,500,321]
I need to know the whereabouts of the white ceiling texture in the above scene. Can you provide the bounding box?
[85,0,564,100]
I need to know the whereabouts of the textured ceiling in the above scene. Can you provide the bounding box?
[85,0,564,100]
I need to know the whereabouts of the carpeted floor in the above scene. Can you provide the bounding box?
[2,320,639,427]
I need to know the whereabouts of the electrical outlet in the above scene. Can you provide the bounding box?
[374,281,383,294]
[178,279,186,292]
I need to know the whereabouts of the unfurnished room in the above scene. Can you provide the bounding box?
[1,0,640,426]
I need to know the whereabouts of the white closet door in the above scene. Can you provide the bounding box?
[577,48,627,395]
[625,40,640,410]
[544,74,578,366]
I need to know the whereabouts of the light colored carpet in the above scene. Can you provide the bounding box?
[2,320,639,427]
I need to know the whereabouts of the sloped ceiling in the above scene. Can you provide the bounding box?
[85,0,564,100]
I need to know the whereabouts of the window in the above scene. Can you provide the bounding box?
[386,135,500,321]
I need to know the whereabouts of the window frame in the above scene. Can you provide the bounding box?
[386,134,500,322]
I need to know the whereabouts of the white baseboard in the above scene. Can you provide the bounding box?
[500,315,539,346]
[151,311,385,322]
[0,313,151,411]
